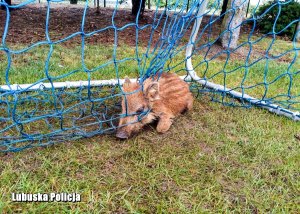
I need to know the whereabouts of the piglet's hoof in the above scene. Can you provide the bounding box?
[116,130,129,139]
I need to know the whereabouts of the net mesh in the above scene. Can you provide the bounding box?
[0,0,299,151]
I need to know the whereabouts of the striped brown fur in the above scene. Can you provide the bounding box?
[116,73,193,139]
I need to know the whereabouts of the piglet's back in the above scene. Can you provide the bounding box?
[148,73,193,115]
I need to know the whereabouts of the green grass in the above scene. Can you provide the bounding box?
[0,44,143,84]
[0,98,300,213]
[2,40,299,106]
[1,38,300,212]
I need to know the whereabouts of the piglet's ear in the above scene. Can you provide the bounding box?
[146,82,159,101]
[123,77,131,87]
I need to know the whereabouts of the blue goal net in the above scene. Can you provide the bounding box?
[0,0,299,151]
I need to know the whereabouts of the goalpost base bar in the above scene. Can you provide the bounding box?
[0,78,137,92]
[189,76,300,121]
[1,76,299,121]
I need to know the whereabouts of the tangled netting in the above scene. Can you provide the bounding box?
[0,0,299,152]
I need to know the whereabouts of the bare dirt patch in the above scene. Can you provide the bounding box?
[1,4,255,47]
[1,5,170,46]
[2,4,281,63]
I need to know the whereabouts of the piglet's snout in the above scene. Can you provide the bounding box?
[116,129,129,139]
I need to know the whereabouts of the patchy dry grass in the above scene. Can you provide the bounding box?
[0,98,300,212]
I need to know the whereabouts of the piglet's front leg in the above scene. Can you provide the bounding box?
[156,113,174,133]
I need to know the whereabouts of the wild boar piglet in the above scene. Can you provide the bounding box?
[116,73,193,139]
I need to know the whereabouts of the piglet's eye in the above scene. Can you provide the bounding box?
[136,107,144,114]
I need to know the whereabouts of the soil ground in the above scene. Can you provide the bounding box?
[0,3,258,47]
